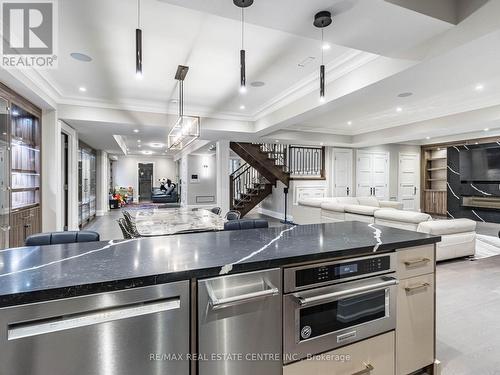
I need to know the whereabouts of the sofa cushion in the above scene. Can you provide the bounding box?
[336,197,359,205]
[298,197,336,208]
[321,202,347,213]
[417,218,476,236]
[356,197,380,207]
[375,209,431,224]
[344,204,379,216]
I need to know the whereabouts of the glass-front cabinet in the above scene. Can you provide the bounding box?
[0,98,10,249]
[78,142,96,228]
[0,83,42,249]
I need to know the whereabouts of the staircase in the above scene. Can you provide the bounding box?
[230,142,290,217]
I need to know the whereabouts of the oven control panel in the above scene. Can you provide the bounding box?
[294,255,392,289]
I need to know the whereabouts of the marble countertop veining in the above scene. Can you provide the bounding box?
[0,221,440,307]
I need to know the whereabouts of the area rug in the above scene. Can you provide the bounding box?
[475,234,500,259]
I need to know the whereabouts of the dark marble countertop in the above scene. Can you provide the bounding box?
[0,221,440,307]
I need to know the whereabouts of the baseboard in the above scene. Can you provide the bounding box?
[96,210,106,217]
[257,207,294,222]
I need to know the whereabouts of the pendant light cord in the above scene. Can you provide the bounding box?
[241,8,245,50]
[321,29,324,65]
[137,0,141,28]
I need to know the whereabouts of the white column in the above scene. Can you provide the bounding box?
[41,109,62,231]
[96,150,109,216]
[180,154,189,207]
[216,140,230,214]
[61,121,79,230]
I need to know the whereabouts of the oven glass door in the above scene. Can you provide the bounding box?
[299,289,387,340]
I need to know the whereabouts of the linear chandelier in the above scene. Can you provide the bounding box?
[168,65,200,150]
[234,0,253,94]
[314,11,332,103]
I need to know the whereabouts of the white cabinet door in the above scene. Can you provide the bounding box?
[372,153,388,200]
[333,149,353,197]
[399,153,419,211]
[356,152,373,197]
[356,151,389,199]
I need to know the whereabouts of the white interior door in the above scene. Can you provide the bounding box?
[356,152,373,197]
[372,153,389,200]
[399,153,420,211]
[333,149,353,197]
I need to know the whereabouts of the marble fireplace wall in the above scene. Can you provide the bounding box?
[447,143,500,223]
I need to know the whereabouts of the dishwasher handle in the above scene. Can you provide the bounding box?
[295,277,399,307]
[206,279,279,310]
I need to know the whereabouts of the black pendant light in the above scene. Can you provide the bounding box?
[314,11,332,102]
[136,0,143,79]
[234,0,253,94]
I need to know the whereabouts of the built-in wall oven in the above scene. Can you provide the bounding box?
[283,253,398,363]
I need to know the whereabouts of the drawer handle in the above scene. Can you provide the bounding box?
[351,363,374,375]
[405,282,430,293]
[404,257,430,267]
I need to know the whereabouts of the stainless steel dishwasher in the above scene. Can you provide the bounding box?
[198,268,282,375]
[0,281,190,375]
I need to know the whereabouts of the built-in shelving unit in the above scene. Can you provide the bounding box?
[0,83,42,249]
[421,147,447,215]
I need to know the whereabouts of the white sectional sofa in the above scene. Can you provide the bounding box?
[297,197,477,261]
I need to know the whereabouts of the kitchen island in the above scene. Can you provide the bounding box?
[0,221,441,375]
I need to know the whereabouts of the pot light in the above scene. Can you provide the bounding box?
[426,136,431,140]
[475,84,484,91]
[79,87,87,92]
[137,139,141,142]
[133,129,139,133]
[275,140,280,143]
[239,105,246,110]
[347,121,352,126]
[150,143,164,148]
[484,128,490,132]
[138,144,141,147]
[142,150,152,155]
[396,107,403,112]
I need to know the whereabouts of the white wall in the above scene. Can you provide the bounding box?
[187,154,217,206]
[112,155,176,202]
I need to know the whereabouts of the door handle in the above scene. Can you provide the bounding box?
[295,277,399,307]
[8,298,180,340]
[351,363,374,375]
[346,187,350,196]
[405,282,430,293]
[404,257,431,267]
[206,279,279,310]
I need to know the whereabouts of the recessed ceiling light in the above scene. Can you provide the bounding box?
[396,107,403,112]
[239,105,246,110]
[347,121,352,126]
[322,43,331,50]
[426,136,431,140]
[320,142,324,146]
[475,142,479,145]
[398,92,413,98]
[142,150,152,155]
[70,52,92,62]
[137,139,141,143]
[475,84,484,91]
[133,129,139,133]
[79,87,87,92]
[150,143,163,148]
[250,81,265,88]
[484,128,490,131]
[275,140,280,143]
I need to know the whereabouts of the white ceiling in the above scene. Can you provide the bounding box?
[9,0,500,154]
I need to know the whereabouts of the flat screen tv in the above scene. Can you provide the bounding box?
[459,147,500,182]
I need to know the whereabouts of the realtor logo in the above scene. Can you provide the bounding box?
[1,0,58,68]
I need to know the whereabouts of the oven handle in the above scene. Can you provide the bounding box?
[295,277,399,307]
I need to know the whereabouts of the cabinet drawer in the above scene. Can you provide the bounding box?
[396,245,434,279]
[283,331,395,375]
[396,274,434,375]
